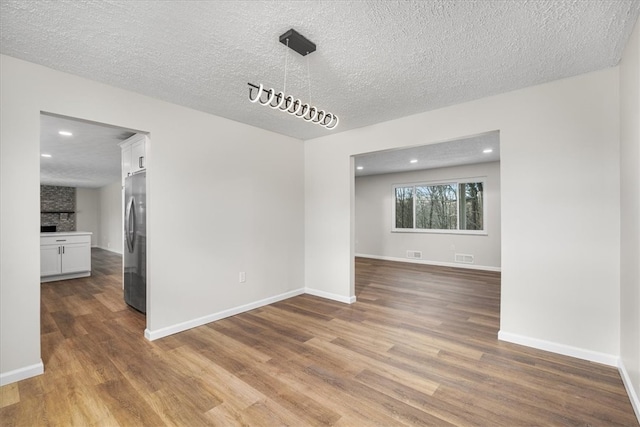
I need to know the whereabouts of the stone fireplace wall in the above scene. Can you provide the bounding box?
[40,185,76,232]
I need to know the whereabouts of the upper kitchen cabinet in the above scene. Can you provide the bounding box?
[119,133,147,184]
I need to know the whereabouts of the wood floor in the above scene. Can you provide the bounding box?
[0,250,637,426]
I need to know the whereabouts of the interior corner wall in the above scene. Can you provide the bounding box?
[0,55,305,383]
[76,187,100,246]
[98,180,123,254]
[355,162,501,269]
[305,67,620,362]
[620,15,640,419]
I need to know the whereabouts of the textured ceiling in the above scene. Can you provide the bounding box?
[40,114,134,188]
[2,1,639,141]
[354,131,500,177]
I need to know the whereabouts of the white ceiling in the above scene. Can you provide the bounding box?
[40,114,134,188]
[354,131,500,177]
[3,1,638,186]
[2,1,638,142]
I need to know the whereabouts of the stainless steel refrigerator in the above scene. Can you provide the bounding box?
[124,171,146,313]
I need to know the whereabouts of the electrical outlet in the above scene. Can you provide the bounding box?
[239,272,246,283]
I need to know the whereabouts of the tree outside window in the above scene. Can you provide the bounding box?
[415,184,457,230]
[395,186,413,228]
[393,180,484,232]
[459,182,483,230]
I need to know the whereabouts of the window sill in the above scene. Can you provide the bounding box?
[391,229,488,236]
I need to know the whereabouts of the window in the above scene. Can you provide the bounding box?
[393,180,485,233]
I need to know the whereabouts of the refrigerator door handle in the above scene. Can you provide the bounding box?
[130,197,136,252]
[126,197,135,253]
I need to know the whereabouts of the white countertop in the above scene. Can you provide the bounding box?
[40,231,93,237]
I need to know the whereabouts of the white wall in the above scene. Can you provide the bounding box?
[76,187,100,246]
[0,55,305,384]
[76,183,122,252]
[306,68,620,364]
[355,162,500,269]
[98,180,123,254]
[1,57,42,383]
[620,16,640,419]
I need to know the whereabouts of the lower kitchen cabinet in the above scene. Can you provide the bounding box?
[40,232,92,282]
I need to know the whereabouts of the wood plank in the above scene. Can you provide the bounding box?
[0,383,19,408]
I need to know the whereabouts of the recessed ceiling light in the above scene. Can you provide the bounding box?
[58,130,73,136]
[41,154,52,158]
[483,148,493,154]
[356,166,364,170]
[410,159,418,164]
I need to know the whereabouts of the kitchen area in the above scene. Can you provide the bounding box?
[39,113,148,314]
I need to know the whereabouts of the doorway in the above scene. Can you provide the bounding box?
[39,112,149,321]
[352,131,502,296]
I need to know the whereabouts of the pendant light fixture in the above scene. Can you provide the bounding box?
[248,29,339,130]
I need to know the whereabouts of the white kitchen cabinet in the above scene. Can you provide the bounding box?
[40,244,62,276]
[119,134,147,184]
[131,138,145,173]
[61,243,91,273]
[40,232,92,282]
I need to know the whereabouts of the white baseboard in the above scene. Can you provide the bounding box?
[305,287,356,304]
[619,359,640,423]
[144,288,305,341]
[0,360,44,386]
[356,253,501,272]
[95,246,123,255]
[498,330,618,367]
[41,271,90,283]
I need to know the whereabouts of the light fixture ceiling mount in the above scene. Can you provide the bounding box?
[248,28,338,130]
[279,29,316,56]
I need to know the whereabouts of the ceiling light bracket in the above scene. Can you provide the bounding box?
[279,29,316,56]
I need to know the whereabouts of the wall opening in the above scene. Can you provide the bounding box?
[351,130,502,298]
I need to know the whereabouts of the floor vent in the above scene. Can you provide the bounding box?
[406,250,422,259]
[455,253,474,264]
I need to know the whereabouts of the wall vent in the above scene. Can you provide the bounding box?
[455,253,474,264]
[406,250,422,259]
